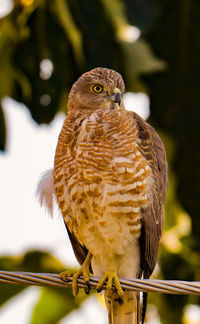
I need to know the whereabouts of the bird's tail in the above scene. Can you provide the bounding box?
[105,290,140,324]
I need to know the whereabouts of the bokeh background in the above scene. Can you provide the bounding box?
[0,0,200,323]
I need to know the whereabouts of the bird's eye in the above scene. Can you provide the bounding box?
[92,85,103,93]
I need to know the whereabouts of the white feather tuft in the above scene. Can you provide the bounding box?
[36,169,55,217]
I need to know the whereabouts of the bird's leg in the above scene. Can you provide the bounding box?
[96,257,124,299]
[59,252,92,296]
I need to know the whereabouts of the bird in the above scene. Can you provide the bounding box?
[37,67,168,324]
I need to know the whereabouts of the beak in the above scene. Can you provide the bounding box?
[111,88,121,106]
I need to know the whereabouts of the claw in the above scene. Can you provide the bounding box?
[59,269,76,281]
[59,253,92,296]
[96,270,124,299]
[72,266,90,295]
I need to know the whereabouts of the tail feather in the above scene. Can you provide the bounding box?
[141,292,147,324]
[105,291,140,324]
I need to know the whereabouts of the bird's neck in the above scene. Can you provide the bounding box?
[66,106,135,147]
[68,100,127,120]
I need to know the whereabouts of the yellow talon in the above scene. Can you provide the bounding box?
[59,252,92,296]
[59,269,77,279]
[96,269,124,299]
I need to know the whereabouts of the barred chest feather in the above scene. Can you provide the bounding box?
[54,108,153,257]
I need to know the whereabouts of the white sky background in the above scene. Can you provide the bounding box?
[0,99,74,262]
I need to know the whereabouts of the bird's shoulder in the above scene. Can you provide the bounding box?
[132,111,168,202]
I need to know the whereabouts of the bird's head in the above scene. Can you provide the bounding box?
[68,67,125,112]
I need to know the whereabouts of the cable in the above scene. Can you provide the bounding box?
[0,271,200,295]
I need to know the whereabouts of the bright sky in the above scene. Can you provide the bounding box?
[0,98,74,263]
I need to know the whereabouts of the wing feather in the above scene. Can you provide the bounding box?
[132,112,168,324]
[132,112,168,276]
[65,224,89,266]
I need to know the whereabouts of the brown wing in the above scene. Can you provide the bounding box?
[65,223,89,266]
[132,112,168,278]
[133,112,168,323]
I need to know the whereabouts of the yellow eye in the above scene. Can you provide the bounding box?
[92,85,103,93]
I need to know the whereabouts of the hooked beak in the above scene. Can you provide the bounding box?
[111,87,122,106]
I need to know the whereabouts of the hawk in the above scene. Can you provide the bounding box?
[37,68,168,324]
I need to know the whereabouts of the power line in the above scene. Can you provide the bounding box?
[0,271,200,295]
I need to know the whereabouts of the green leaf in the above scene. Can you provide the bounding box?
[143,0,200,247]
[0,255,27,306]
[0,249,93,322]
[142,0,200,320]
[67,0,125,71]
[121,38,166,92]
[125,0,158,30]
[0,250,70,306]
[0,284,26,307]
[0,0,165,146]
[13,7,77,124]
[30,287,78,324]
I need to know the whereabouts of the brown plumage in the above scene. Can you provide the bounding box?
[38,67,168,324]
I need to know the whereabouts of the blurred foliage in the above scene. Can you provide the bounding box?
[0,250,89,323]
[0,0,164,138]
[142,1,200,322]
[0,0,200,323]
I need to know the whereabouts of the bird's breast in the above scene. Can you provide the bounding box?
[54,110,153,256]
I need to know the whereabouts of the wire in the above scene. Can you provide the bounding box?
[0,271,200,295]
